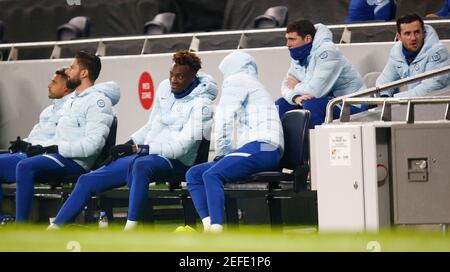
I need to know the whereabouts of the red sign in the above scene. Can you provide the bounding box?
[138,72,154,110]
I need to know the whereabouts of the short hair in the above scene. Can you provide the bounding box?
[54,67,68,80]
[396,13,424,33]
[74,51,102,82]
[286,19,316,40]
[172,50,202,74]
[55,67,75,92]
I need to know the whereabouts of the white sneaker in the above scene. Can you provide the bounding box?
[202,216,211,232]
[210,224,223,233]
[124,220,138,232]
[46,223,60,231]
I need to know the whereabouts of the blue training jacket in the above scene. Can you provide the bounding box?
[282,24,365,105]
[131,73,217,167]
[436,0,450,17]
[346,0,396,23]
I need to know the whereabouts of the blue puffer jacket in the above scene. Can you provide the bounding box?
[45,81,121,170]
[346,0,396,23]
[282,24,365,105]
[24,92,74,146]
[376,24,450,97]
[131,73,217,166]
[436,0,450,17]
[216,51,284,157]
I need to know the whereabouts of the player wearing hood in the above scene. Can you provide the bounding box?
[185,51,284,233]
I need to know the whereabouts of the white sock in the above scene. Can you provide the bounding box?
[46,223,60,231]
[210,224,223,233]
[202,216,211,232]
[124,220,138,231]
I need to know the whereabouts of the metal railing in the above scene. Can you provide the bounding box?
[0,28,282,61]
[1,19,449,61]
[325,65,450,124]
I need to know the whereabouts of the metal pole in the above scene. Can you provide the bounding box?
[325,65,450,123]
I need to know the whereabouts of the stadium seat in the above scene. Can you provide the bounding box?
[254,6,288,29]
[0,117,118,223]
[95,136,210,224]
[224,109,311,226]
[144,12,176,35]
[41,116,118,187]
[226,109,310,192]
[363,71,382,89]
[166,137,211,191]
[56,16,91,41]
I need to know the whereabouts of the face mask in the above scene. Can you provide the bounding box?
[402,46,419,65]
[173,77,200,99]
[289,42,313,66]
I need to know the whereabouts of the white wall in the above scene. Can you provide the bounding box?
[0,41,449,147]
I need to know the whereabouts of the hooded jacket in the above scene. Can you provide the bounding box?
[216,51,284,157]
[45,81,121,170]
[282,24,366,105]
[25,92,74,146]
[345,0,396,23]
[436,0,450,17]
[131,73,217,166]
[376,24,450,97]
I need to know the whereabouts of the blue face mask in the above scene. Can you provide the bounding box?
[289,42,313,66]
[173,77,200,99]
[402,46,419,65]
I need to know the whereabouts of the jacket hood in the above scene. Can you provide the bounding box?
[78,81,121,106]
[312,24,333,51]
[391,24,440,63]
[190,72,218,101]
[53,91,74,107]
[219,51,258,79]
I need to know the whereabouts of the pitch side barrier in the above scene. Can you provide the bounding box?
[312,65,450,232]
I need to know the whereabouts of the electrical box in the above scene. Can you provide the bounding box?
[313,121,450,232]
[390,124,450,224]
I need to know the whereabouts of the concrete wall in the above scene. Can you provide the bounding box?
[1,41,449,147]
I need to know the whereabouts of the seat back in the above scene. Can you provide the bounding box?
[57,16,91,41]
[362,71,381,89]
[92,116,118,170]
[279,109,310,170]
[165,137,210,190]
[362,71,386,98]
[38,116,116,187]
[193,137,211,165]
[144,12,176,35]
[254,6,288,29]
